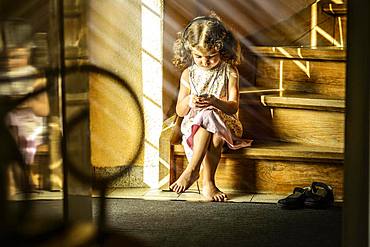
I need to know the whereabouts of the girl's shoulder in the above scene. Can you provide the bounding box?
[225,63,239,78]
[181,67,190,78]
[226,63,238,72]
[180,67,191,87]
[181,65,197,81]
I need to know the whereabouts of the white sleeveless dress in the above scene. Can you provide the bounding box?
[2,66,45,165]
[181,62,253,161]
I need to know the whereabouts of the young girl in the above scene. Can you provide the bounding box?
[1,43,49,194]
[170,13,252,202]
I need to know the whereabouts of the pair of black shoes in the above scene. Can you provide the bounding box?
[277,182,334,209]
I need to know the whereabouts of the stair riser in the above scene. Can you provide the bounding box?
[255,58,345,98]
[239,100,277,141]
[174,155,343,200]
[271,108,344,148]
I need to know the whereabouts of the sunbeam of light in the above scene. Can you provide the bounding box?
[158,174,170,188]
[142,0,165,188]
[337,17,343,47]
[197,0,283,37]
[89,72,142,167]
[87,1,142,77]
[87,0,144,181]
[163,15,184,35]
[315,27,342,47]
[331,0,344,4]
[311,1,318,47]
[235,0,314,48]
[142,51,162,105]
[276,47,310,77]
[87,23,139,68]
[162,80,179,101]
[310,0,343,47]
[89,98,136,134]
[167,1,197,21]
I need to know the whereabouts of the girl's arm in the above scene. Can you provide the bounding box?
[175,68,192,117]
[194,66,239,115]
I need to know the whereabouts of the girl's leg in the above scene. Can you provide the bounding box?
[202,133,226,202]
[170,127,211,193]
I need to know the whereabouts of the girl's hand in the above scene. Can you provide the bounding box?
[193,94,217,108]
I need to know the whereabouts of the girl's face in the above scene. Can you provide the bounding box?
[191,47,221,70]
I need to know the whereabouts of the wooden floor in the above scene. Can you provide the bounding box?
[7,188,343,203]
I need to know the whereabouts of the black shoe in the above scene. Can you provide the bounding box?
[304,182,334,209]
[277,187,309,209]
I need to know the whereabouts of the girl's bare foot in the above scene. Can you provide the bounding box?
[202,182,227,202]
[169,168,199,194]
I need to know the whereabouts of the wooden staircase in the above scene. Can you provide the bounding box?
[160,1,346,200]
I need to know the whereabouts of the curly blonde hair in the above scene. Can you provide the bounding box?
[172,13,241,70]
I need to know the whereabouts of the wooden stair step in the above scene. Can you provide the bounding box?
[260,92,345,112]
[254,93,344,148]
[172,142,343,200]
[240,86,283,95]
[249,46,346,61]
[322,3,347,16]
[174,142,343,163]
[248,47,346,97]
[238,91,345,147]
[239,86,282,106]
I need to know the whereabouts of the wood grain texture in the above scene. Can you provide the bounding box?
[261,93,345,112]
[256,58,346,98]
[244,3,341,47]
[271,108,344,148]
[174,142,344,163]
[250,47,346,61]
[172,155,343,200]
[171,141,344,199]
[322,3,347,16]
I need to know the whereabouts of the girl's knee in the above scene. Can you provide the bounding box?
[212,133,224,148]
